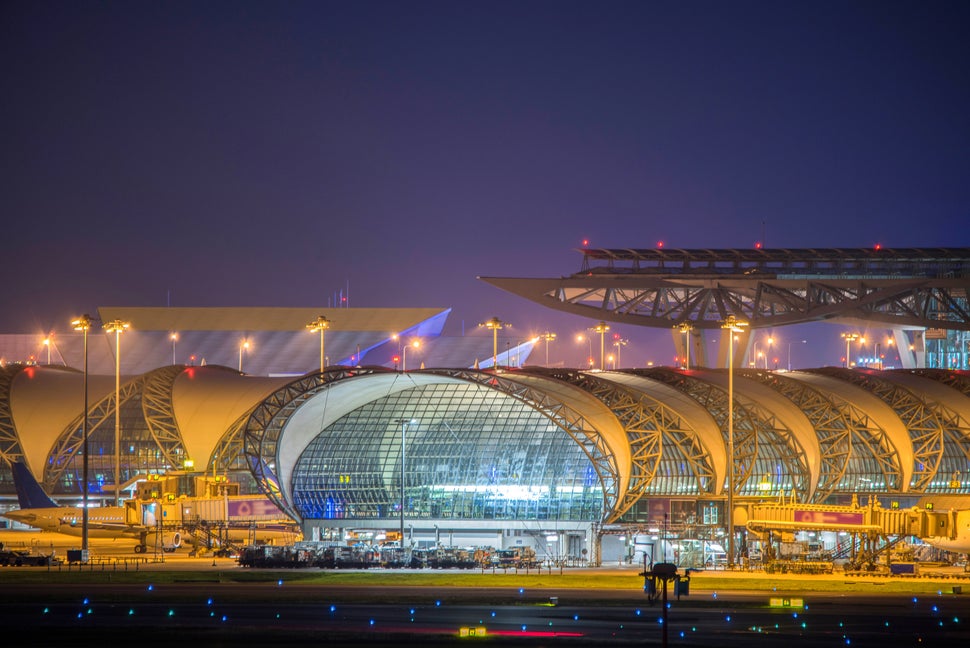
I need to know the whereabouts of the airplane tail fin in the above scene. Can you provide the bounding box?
[11,461,59,509]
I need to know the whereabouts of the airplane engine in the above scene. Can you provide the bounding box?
[161,531,182,553]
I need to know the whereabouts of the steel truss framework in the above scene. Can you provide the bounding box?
[481,247,970,330]
[243,367,389,522]
[805,367,970,492]
[45,365,187,491]
[899,368,970,397]
[740,370,902,500]
[243,367,622,524]
[517,367,715,517]
[630,368,810,501]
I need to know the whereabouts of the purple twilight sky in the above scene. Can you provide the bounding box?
[2,1,968,369]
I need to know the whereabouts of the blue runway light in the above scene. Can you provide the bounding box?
[277,579,283,586]
[129,609,134,616]
[207,598,213,605]
[635,609,641,616]
[491,611,497,617]
[436,600,441,606]
[148,585,153,591]
[83,598,89,604]
[330,605,336,612]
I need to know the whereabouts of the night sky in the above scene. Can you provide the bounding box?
[3,1,968,369]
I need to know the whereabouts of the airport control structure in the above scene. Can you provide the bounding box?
[0,247,968,568]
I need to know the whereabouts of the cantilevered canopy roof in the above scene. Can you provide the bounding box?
[97,307,448,332]
[479,247,970,331]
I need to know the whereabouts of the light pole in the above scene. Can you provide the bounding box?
[42,334,52,364]
[402,339,420,371]
[306,315,331,373]
[71,314,92,555]
[677,322,693,369]
[842,332,860,368]
[479,317,509,370]
[765,336,774,370]
[787,339,807,371]
[540,331,557,366]
[395,418,416,548]
[589,321,610,370]
[170,332,178,365]
[104,319,130,506]
[238,340,250,373]
[721,314,747,570]
[613,337,627,369]
[576,334,593,368]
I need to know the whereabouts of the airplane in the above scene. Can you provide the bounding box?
[3,462,301,553]
[3,461,180,553]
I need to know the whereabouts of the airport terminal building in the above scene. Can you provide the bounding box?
[1,304,969,564]
[2,248,970,566]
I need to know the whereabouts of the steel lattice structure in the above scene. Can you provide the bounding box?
[741,369,902,500]
[521,367,716,517]
[630,367,810,501]
[481,247,970,330]
[45,365,188,490]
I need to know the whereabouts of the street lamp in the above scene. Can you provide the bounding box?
[677,322,693,369]
[170,332,178,365]
[589,321,610,370]
[841,332,860,368]
[306,315,331,373]
[395,418,416,549]
[479,317,509,370]
[613,337,628,369]
[104,319,130,505]
[71,314,92,555]
[42,334,52,364]
[787,339,807,371]
[720,314,748,570]
[540,331,557,366]
[238,340,250,373]
[765,336,774,370]
[576,334,593,368]
[402,339,420,371]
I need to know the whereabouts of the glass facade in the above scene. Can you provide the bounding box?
[292,382,605,522]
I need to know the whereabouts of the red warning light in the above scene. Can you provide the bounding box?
[755,241,762,249]
[657,240,664,248]
[582,239,589,247]
[392,355,400,364]
[874,243,882,250]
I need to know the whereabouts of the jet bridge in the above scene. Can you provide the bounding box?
[744,495,959,571]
